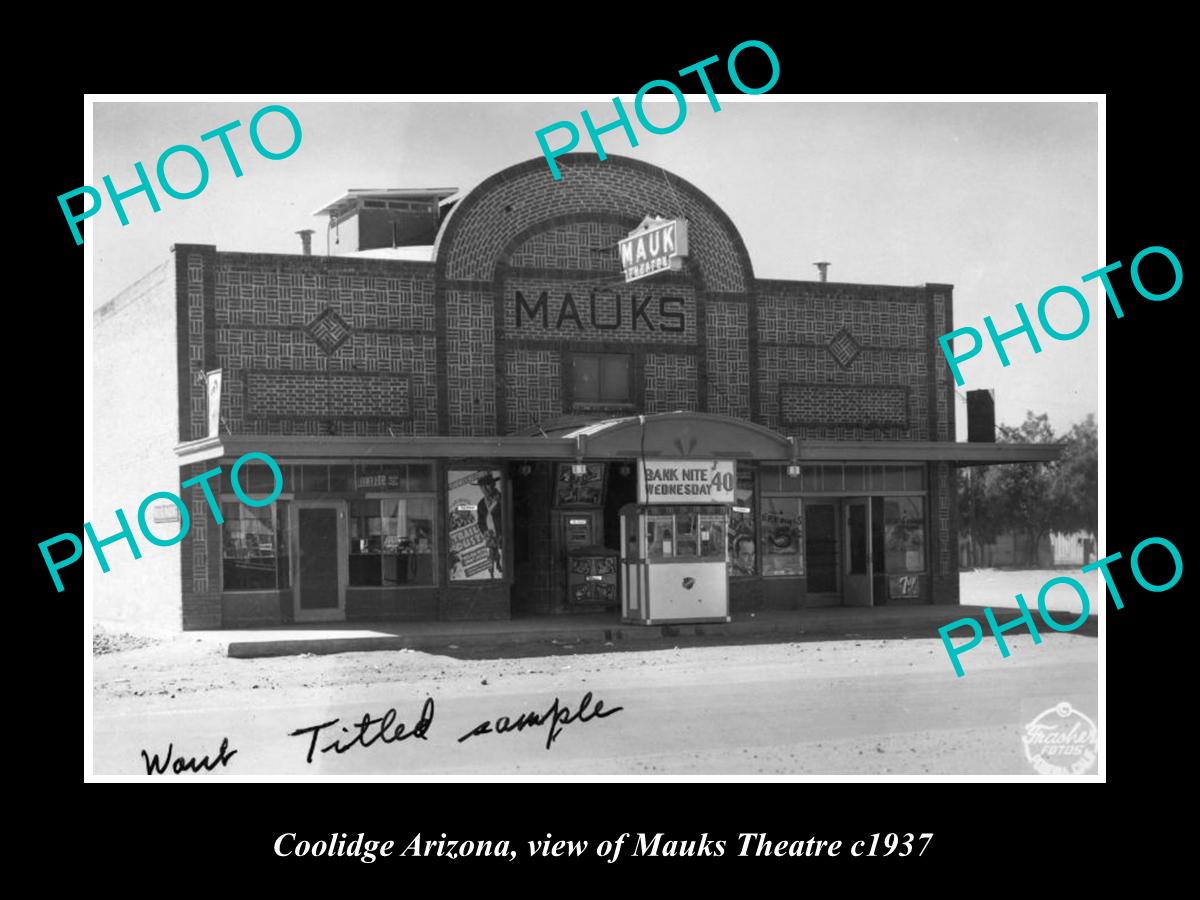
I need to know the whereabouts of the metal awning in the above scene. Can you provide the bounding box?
[175,411,1059,466]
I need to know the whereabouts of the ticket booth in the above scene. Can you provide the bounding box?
[620,503,731,625]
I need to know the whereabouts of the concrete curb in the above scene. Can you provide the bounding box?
[225,607,1094,659]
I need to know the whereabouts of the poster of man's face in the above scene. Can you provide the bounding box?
[732,536,756,576]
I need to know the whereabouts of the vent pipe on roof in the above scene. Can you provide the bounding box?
[296,229,315,256]
[814,261,830,282]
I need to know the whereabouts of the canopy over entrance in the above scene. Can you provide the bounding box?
[553,412,794,461]
[175,410,1059,466]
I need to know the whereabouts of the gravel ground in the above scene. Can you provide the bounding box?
[91,568,1100,707]
[93,626,161,656]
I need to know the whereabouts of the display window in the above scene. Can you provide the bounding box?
[644,509,726,561]
[221,501,290,591]
[760,496,803,576]
[728,465,757,577]
[349,497,436,586]
[882,496,926,574]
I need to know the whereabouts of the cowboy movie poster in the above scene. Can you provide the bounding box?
[447,469,503,580]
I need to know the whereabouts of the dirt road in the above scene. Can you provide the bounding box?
[92,626,1096,776]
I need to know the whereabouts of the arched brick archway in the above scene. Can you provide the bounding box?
[432,153,759,437]
[434,153,755,291]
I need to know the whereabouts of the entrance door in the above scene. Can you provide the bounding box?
[804,502,839,595]
[294,502,347,622]
[842,498,873,607]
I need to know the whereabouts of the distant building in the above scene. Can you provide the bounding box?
[959,530,1097,569]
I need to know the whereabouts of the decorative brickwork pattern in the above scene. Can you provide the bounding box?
[437,154,754,293]
[753,282,935,441]
[700,301,748,417]
[758,290,926,350]
[216,333,436,436]
[191,480,209,595]
[504,350,561,432]
[187,253,207,440]
[216,263,436,332]
[203,254,439,437]
[706,301,751,418]
[245,371,411,420]
[780,384,909,427]
[827,327,861,368]
[933,293,951,441]
[644,353,697,412]
[758,346,927,440]
[936,461,952,575]
[180,460,221,629]
[305,307,352,354]
[446,289,496,435]
[508,222,630,271]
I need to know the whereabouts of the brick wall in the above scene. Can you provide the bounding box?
[504,350,561,433]
[779,384,910,427]
[706,301,751,419]
[435,154,754,292]
[445,288,496,436]
[508,221,628,271]
[180,460,221,629]
[244,370,411,421]
[168,154,952,452]
[181,246,439,439]
[755,281,932,441]
[644,353,698,412]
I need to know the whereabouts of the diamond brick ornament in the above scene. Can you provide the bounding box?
[827,327,861,368]
[306,307,352,354]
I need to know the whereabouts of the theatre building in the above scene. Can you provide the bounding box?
[93,152,1054,631]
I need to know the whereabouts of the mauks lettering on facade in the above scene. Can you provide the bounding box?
[511,290,686,333]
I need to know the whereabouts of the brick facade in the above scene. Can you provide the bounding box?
[97,152,962,630]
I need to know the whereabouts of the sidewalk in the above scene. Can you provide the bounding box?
[223,603,1094,659]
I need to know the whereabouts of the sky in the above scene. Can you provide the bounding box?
[90,98,1099,441]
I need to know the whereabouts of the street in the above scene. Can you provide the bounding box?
[92,613,1097,776]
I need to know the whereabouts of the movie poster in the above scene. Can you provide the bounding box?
[760,497,804,576]
[728,468,756,576]
[554,463,606,506]
[447,469,503,580]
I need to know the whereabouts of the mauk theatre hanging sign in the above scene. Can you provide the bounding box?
[619,216,689,283]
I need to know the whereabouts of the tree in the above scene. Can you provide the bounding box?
[957,410,1098,568]
[958,465,1001,567]
[1051,414,1098,536]
[994,412,1058,564]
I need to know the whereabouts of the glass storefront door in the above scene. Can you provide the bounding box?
[293,502,347,622]
[842,497,873,606]
[804,502,839,594]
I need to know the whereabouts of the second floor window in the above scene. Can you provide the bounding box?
[572,353,632,404]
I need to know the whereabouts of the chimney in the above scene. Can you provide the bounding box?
[814,261,830,282]
[967,389,996,442]
[296,229,314,256]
